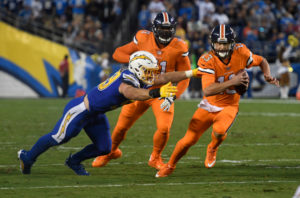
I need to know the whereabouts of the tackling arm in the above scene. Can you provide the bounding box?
[119,82,177,100]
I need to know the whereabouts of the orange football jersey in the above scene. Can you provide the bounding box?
[197,43,263,107]
[112,30,191,97]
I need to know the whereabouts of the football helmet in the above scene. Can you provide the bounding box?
[129,51,158,85]
[152,12,177,45]
[210,24,236,58]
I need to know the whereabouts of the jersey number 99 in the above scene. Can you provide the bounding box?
[98,70,121,91]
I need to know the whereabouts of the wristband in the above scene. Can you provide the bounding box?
[185,70,193,78]
[149,88,160,98]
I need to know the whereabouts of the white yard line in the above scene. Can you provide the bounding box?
[0,180,297,190]
[3,158,300,168]
[2,142,300,150]
[239,112,300,117]
[178,99,300,104]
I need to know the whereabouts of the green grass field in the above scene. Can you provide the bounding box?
[0,98,300,198]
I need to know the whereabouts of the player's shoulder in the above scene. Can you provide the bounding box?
[134,30,153,44]
[198,51,215,67]
[169,37,189,56]
[121,69,141,88]
[233,43,251,55]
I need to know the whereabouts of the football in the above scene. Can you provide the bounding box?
[235,69,249,95]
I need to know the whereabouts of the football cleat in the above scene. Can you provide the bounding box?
[92,148,122,168]
[204,145,218,168]
[18,149,34,174]
[155,163,175,178]
[65,154,90,176]
[148,154,164,170]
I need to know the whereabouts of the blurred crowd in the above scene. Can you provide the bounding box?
[1,0,300,98]
[138,0,300,63]
[1,0,122,53]
[2,0,300,62]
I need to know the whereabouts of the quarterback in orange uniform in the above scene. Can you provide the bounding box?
[156,24,279,177]
[92,12,191,169]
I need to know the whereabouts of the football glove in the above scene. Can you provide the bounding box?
[159,82,177,98]
[160,96,175,111]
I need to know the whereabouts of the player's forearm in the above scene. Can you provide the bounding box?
[155,71,188,85]
[259,58,271,77]
[122,87,151,101]
[203,81,235,96]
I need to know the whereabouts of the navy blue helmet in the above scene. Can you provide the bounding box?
[152,12,177,45]
[210,24,236,58]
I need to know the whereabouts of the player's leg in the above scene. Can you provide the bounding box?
[65,114,112,176]
[18,97,88,174]
[72,114,112,163]
[156,108,212,177]
[149,98,174,169]
[92,101,150,167]
[205,106,238,168]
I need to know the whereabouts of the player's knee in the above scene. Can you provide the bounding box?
[114,125,130,135]
[213,131,226,139]
[156,126,170,135]
[97,142,112,155]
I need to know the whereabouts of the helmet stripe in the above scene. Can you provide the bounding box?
[162,12,169,24]
[220,24,225,39]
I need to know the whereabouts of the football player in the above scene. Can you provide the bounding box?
[92,12,191,170]
[17,51,196,176]
[156,24,279,177]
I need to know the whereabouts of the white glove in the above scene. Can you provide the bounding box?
[160,97,175,111]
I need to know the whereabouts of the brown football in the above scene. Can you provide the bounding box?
[235,69,249,95]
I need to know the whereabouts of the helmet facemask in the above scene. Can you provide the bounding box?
[153,25,176,45]
[138,66,159,85]
[212,41,235,59]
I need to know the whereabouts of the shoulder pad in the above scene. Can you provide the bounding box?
[171,37,189,56]
[234,43,253,66]
[122,72,140,88]
[134,30,152,44]
[197,52,215,71]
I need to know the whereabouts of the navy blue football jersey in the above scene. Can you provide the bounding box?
[87,69,149,113]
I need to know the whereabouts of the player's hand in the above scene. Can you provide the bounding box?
[233,70,249,86]
[160,97,175,111]
[264,74,280,87]
[159,82,177,97]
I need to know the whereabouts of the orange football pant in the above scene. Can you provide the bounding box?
[111,98,174,157]
[169,105,238,166]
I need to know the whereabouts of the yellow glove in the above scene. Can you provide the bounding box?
[288,35,299,48]
[159,82,178,97]
[185,68,201,78]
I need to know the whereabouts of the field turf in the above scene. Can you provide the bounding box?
[0,98,299,198]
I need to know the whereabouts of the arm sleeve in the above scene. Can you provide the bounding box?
[197,54,216,89]
[239,43,263,68]
[248,54,263,67]
[112,41,139,63]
